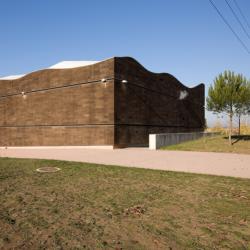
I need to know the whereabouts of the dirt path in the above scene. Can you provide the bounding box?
[1,147,250,179]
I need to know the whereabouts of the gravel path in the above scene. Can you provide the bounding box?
[1,147,250,179]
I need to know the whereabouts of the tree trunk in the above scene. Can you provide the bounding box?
[229,113,233,145]
[238,114,241,135]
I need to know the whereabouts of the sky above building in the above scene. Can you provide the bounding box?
[0,0,250,126]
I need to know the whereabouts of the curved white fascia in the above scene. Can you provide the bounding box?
[0,74,26,80]
[0,60,100,80]
[49,61,99,69]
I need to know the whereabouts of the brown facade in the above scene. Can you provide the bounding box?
[0,57,204,147]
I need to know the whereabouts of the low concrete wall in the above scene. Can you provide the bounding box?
[149,132,219,150]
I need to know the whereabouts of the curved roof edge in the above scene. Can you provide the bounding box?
[0,74,26,80]
[0,57,204,90]
[49,61,99,69]
[0,60,100,80]
[115,56,204,90]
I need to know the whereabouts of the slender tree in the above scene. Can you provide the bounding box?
[235,76,250,135]
[207,71,250,144]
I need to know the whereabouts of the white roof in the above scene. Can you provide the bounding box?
[0,74,26,80]
[0,60,100,80]
[49,61,99,69]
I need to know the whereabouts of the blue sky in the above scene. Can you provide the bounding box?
[1,0,250,126]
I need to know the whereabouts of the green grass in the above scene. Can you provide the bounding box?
[162,135,250,154]
[0,158,250,249]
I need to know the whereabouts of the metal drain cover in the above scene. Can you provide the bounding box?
[36,167,61,173]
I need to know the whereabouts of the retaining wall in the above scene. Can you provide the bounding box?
[149,132,219,150]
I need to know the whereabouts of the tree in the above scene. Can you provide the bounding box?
[235,79,250,135]
[206,71,250,145]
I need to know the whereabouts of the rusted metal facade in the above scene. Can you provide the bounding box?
[0,57,204,147]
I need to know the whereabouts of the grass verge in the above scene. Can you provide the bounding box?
[0,157,250,249]
[162,135,250,154]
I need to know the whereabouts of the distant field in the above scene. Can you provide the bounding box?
[162,135,250,154]
[207,125,250,136]
[0,158,250,249]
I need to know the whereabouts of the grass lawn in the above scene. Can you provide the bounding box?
[162,135,250,154]
[0,158,250,249]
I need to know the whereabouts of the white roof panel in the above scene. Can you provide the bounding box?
[49,61,99,69]
[0,74,26,80]
[0,60,100,80]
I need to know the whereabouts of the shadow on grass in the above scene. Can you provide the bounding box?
[223,135,250,145]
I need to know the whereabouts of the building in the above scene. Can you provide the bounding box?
[0,57,205,148]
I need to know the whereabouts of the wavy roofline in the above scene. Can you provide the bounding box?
[115,56,204,90]
[0,59,108,81]
[0,57,204,90]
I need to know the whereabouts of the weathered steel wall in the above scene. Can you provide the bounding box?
[114,57,205,147]
[0,59,115,146]
[0,57,204,147]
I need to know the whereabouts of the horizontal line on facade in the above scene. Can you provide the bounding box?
[0,123,201,129]
[0,77,114,99]
[0,124,115,128]
[1,77,203,108]
[0,146,114,150]
[116,124,202,129]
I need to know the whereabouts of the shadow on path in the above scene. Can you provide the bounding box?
[223,135,250,145]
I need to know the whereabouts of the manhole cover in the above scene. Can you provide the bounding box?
[36,167,61,173]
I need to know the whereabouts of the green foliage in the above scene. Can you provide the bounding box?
[206,70,250,143]
[235,78,250,116]
[206,71,250,115]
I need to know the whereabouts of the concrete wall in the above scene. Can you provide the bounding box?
[114,57,205,147]
[149,132,219,150]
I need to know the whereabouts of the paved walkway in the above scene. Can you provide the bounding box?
[1,147,250,179]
